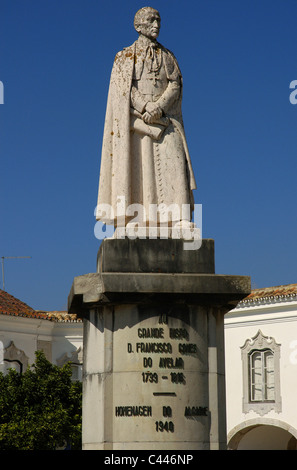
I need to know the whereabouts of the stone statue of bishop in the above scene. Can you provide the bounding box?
[96,7,197,229]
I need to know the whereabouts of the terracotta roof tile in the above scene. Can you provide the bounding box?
[240,283,297,304]
[0,290,81,322]
[36,311,81,322]
[0,289,47,319]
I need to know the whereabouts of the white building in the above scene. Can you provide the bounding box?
[225,283,297,450]
[1,284,297,450]
[0,289,83,380]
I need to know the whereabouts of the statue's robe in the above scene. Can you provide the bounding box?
[96,36,196,226]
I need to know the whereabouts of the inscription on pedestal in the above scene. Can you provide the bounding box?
[113,309,209,442]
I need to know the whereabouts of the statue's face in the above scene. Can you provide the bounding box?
[137,10,161,40]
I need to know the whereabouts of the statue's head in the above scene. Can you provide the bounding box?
[134,7,161,40]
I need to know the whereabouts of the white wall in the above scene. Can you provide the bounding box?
[0,314,83,373]
[224,299,297,446]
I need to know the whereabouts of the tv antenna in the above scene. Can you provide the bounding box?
[1,256,32,291]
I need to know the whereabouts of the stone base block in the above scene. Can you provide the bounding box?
[97,238,214,274]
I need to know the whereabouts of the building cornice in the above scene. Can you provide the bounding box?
[237,293,297,309]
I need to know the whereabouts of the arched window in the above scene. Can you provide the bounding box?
[241,330,281,415]
[3,358,23,374]
[249,349,275,402]
[1,341,29,375]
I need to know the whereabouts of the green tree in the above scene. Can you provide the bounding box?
[0,350,82,450]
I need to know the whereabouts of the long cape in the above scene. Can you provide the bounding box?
[96,40,196,223]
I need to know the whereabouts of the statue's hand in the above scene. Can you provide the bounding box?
[143,111,155,124]
[143,103,163,124]
[145,102,162,116]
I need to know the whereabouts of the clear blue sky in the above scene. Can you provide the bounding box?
[1,0,296,311]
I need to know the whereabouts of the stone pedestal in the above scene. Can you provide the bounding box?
[68,238,250,450]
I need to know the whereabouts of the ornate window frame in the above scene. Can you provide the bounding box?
[57,347,83,381]
[241,330,281,416]
[3,341,29,375]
